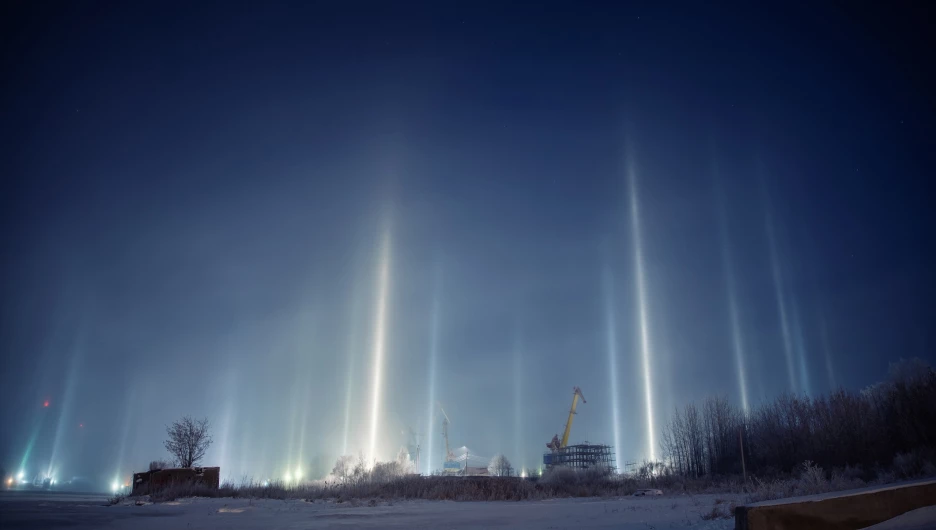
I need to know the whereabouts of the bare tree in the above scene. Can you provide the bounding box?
[659,358,936,481]
[164,416,213,468]
[395,446,414,474]
[331,455,354,483]
[488,453,513,477]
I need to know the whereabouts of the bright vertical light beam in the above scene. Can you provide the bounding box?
[602,266,623,466]
[725,284,750,412]
[790,300,812,396]
[342,285,363,457]
[48,325,85,478]
[627,153,656,462]
[818,311,837,390]
[714,171,750,413]
[513,328,524,473]
[216,370,236,477]
[764,197,798,393]
[425,265,441,475]
[368,227,392,464]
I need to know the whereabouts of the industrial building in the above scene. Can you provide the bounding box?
[543,386,616,472]
[543,442,615,470]
[431,385,615,476]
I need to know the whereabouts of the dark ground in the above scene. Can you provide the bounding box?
[0,491,116,529]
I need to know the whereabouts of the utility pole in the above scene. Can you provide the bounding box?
[739,426,747,482]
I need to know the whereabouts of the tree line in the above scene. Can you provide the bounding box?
[660,358,936,479]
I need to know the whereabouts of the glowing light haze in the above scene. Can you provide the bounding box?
[1,3,933,490]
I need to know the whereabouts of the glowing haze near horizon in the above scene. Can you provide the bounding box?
[1,3,934,489]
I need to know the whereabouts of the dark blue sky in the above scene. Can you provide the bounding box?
[1,2,933,485]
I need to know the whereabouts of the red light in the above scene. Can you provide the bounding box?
[79,423,84,428]
[43,400,49,408]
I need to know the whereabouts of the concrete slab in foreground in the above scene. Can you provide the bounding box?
[735,478,936,530]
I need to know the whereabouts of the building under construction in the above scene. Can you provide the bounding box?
[543,442,615,470]
[543,386,616,472]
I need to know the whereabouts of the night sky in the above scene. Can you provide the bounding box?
[1,2,934,487]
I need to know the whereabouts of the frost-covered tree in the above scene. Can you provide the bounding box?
[164,416,212,468]
[396,446,414,473]
[660,358,936,480]
[331,455,354,483]
[487,454,513,477]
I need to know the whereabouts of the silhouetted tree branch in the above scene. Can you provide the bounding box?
[164,416,212,468]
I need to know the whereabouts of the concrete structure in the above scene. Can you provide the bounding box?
[735,478,936,530]
[131,467,220,496]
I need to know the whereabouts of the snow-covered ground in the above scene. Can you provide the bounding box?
[0,491,739,529]
[5,490,933,529]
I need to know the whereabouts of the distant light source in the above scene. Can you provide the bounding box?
[295,467,303,481]
[43,400,49,408]
[79,423,84,428]
[5,477,12,486]
[284,471,292,483]
[17,471,24,481]
[111,481,119,492]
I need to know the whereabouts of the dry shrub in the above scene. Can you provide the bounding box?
[798,461,828,494]
[700,504,731,520]
[149,460,172,471]
[892,449,936,480]
[108,493,127,505]
[139,470,638,503]
[149,482,231,502]
[745,459,870,503]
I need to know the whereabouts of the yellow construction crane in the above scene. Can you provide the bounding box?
[547,386,586,451]
[439,402,455,462]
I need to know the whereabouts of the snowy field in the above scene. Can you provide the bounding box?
[0,491,740,529]
[4,490,935,529]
